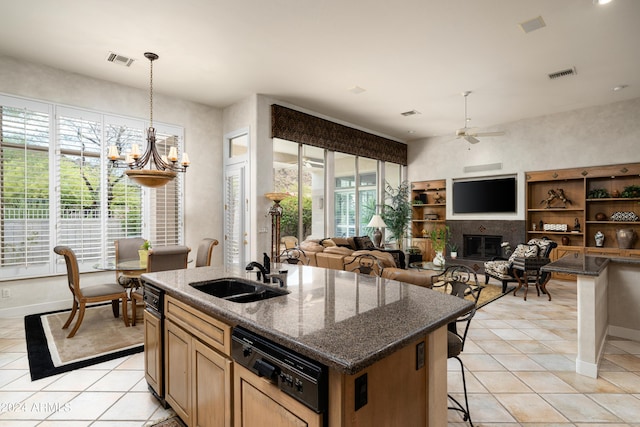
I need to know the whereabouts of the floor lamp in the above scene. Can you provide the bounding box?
[265,192,290,261]
[367,214,387,248]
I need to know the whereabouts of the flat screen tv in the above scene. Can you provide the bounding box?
[453,176,517,214]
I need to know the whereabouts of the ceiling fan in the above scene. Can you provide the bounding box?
[455,91,504,144]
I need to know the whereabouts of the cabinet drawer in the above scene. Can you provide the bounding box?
[165,295,231,356]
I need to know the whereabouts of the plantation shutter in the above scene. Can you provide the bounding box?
[56,107,104,268]
[148,126,183,247]
[104,116,144,258]
[0,97,51,277]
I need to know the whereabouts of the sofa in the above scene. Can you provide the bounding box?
[298,236,406,269]
[296,236,432,288]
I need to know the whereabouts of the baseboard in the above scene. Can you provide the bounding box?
[0,300,69,318]
[608,325,640,342]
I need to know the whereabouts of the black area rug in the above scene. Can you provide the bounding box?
[24,306,143,381]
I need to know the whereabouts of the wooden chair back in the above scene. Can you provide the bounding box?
[147,245,191,272]
[195,238,219,267]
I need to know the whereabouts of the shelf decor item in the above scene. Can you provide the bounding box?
[595,231,605,247]
[610,211,639,222]
[621,184,640,198]
[595,212,607,221]
[587,188,610,199]
[616,228,637,249]
[429,226,450,267]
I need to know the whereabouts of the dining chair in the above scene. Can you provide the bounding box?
[431,265,482,426]
[114,237,146,288]
[53,246,129,338]
[131,245,191,325]
[343,253,384,276]
[195,238,219,267]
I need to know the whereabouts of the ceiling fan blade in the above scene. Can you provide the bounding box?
[470,131,505,137]
[464,135,480,144]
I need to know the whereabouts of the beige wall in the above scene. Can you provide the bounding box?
[0,55,222,316]
[407,97,640,220]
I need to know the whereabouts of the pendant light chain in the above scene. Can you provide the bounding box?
[149,56,154,129]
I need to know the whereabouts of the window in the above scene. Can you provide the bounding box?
[0,94,184,279]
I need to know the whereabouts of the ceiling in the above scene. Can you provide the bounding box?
[1,0,638,142]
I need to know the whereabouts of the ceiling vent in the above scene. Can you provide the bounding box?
[106,52,135,67]
[548,67,577,80]
[401,110,421,117]
[518,16,546,33]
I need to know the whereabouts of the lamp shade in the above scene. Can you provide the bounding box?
[367,214,387,228]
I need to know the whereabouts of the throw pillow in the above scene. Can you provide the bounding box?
[320,238,337,248]
[353,236,375,250]
[507,244,538,265]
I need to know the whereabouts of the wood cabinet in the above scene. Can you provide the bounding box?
[411,179,446,260]
[526,163,640,270]
[144,310,163,398]
[165,295,233,427]
[234,363,322,427]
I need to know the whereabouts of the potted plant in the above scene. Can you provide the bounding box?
[429,226,450,267]
[381,181,412,251]
[139,240,151,267]
[448,241,458,259]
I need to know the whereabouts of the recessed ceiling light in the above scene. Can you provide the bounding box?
[593,0,613,5]
[612,85,628,91]
[407,130,416,134]
[401,110,421,117]
[348,86,366,94]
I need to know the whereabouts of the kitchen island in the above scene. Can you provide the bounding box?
[542,254,640,378]
[141,264,473,427]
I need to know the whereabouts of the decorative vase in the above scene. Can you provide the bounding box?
[594,231,605,247]
[138,249,149,267]
[450,251,458,259]
[561,236,570,246]
[433,250,445,267]
[616,228,637,249]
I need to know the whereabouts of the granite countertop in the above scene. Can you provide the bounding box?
[141,265,472,374]
[541,253,640,276]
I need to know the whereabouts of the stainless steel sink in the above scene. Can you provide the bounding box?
[189,278,289,303]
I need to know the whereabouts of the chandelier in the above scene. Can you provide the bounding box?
[108,52,189,188]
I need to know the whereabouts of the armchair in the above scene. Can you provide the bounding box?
[484,238,557,293]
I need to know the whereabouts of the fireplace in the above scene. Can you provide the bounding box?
[463,234,502,260]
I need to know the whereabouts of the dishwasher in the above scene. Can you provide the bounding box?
[232,326,328,424]
[141,282,168,407]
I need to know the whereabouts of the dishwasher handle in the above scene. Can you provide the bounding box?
[254,358,279,382]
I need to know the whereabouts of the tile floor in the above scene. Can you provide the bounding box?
[1,278,639,426]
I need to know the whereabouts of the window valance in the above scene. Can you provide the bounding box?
[271,104,407,166]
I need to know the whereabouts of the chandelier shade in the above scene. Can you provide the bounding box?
[108,52,188,187]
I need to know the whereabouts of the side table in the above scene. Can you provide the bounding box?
[512,257,552,301]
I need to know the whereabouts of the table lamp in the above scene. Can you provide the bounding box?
[367,214,387,248]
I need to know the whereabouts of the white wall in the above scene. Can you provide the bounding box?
[0,55,222,316]
[407,97,640,220]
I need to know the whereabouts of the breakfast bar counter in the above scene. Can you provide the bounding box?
[542,254,640,378]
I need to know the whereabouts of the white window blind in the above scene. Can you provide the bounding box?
[0,100,51,277]
[0,94,184,280]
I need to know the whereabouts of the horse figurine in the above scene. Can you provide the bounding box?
[556,188,571,207]
[541,189,558,208]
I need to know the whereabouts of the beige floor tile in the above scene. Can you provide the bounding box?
[447,369,489,394]
[598,371,640,393]
[493,354,546,371]
[86,370,144,392]
[543,393,623,423]
[0,369,29,388]
[521,328,566,341]
[609,339,640,355]
[38,422,92,426]
[463,392,518,424]
[99,391,165,421]
[604,353,640,371]
[474,371,533,393]
[490,328,537,341]
[514,371,577,393]
[0,390,79,421]
[454,354,506,371]
[475,340,522,354]
[47,391,123,420]
[0,371,61,391]
[528,353,576,372]
[509,340,556,354]
[588,394,640,423]
[554,371,624,393]
[44,369,110,391]
[495,393,568,423]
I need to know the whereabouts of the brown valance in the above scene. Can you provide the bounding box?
[271,104,407,166]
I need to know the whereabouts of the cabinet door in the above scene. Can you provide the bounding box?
[234,364,321,427]
[144,310,162,396]
[551,246,584,280]
[192,339,232,427]
[165,319,192,425]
